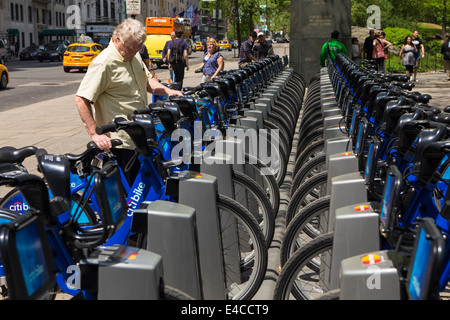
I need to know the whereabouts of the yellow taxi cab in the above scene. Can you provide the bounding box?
[63,35,103,73]
[0,63,9,89]
[195,41,204,51]
[219,40,232,51]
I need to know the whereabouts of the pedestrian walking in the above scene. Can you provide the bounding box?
[372,31,391,72]
[319,29,347,67]
[75,18,183,184]
[162,32,176,82]
[441,33,450,81]
[379,31,392,72]
[167,30,189,87]
[363,29,375,61]
[398,35,417,79]
[9,43,15,60]
[195,38,224,83]
[411,29,425,82]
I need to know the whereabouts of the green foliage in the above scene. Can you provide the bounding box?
[383,27,414,47]
[351,0,415,28]
[351,0,448,29]
[425,39,444,52]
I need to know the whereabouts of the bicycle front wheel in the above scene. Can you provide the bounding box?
[232,170,275,246]
[273,232,334,300]
[217,194,268,300]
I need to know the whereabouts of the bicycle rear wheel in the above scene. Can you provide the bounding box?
[217,194,268,300]
[280,196,330,266]
[244,153,280,215]
[285,171,328,226]
[273,232,334,300]
[232,170,275,246]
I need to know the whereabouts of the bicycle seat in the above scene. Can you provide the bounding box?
[429,112,450,125]
[200,82,223,99]
[0,146,37,164]
[156,102,181,132]
[182,85,202,95]
[168,95,198,121]
[213,78,232,96]
[164,82,182,91]
[418,94,432,103]
[401,82,415,91]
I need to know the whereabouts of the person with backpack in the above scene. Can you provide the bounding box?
[441,33,450,81]
[319,29,347,67]
[167,30,189,87]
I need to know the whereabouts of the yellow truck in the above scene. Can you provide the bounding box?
[144,34,172,67]
[144,17,192,67]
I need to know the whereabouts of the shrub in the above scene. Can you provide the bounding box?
[424,39,443,52]
[383,27,413,48]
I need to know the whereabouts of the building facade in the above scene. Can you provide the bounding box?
[0,0,198,53]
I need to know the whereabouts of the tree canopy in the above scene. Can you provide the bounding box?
[200,0,448,41]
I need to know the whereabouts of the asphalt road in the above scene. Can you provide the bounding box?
[0,48,240,112]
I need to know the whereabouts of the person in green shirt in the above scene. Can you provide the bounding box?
[320,29,348,67]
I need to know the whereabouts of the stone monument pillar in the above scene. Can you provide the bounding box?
[290,0,352,84]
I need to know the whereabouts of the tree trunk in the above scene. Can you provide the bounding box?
[444,0,447,36]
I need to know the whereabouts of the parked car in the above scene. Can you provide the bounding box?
[0,63,9,89]
[195,41,204,51]
[93,37,111,49]
[63,42,103,72]
[19,45,44,60]
[0,39,8,65]
[37,43,68,62]
[219,40,232,51]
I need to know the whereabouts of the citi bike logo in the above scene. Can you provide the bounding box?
[9,202,29,212]
[127,182,145,216]
[170,122,280,175]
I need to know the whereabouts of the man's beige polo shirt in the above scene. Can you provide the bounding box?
[76,40,150,149]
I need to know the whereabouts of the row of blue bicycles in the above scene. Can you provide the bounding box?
[0,55,306,300]
[273,53,450,300]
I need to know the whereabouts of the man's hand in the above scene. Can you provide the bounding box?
[92,133,112,152]
[172,90,184,97]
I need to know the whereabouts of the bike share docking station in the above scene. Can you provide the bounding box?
[313,69,381,291]
[132,170,228,300]
[128,138,252,300]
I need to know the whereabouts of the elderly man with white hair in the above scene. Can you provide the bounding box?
[75,18,183,183]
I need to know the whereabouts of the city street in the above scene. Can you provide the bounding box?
[0,47,240,112]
